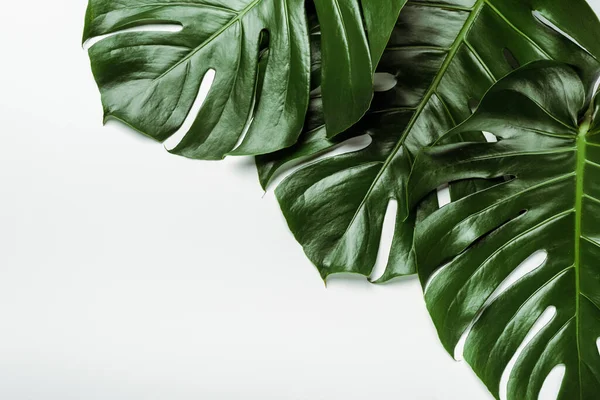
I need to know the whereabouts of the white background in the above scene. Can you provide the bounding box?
[1,1,600,399]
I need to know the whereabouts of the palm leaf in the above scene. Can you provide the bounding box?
[409,61,600,399]
[258,0,600,282]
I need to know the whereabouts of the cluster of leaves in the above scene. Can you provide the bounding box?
[83,0,600,398]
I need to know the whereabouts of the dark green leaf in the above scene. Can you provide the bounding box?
[83,0,310,159]
[259,0,600,283]
[409,61,600,400]
[83,0,403,159]
[315,0,407,136]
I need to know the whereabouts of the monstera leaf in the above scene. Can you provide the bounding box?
[258,0,600,282]
[408,61,600,399]
[82,0,402,159]
[314,0,407,135]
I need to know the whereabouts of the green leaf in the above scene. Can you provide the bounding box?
[83,0,310,159]
[258,0,600,283]
[314,0,407,136]
[408,61,600,400]
[83,0,403,159]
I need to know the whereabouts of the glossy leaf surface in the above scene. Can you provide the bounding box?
[409,61,600,400]
[83,0,402,159]
[259,0,600,282]
[314,0,407,136]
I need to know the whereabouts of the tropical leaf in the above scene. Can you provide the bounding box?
[314,0,407,135]
[408,61,600,400]
[258,0,600,282]
[82,0,402,159]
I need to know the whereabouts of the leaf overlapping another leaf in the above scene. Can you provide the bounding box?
[314,0,407,135]
[408,61,600,400]
[83,0,402,159]
[80,1,600,398]
[259,0,600,283]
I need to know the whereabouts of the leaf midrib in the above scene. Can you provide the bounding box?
[574,119,589,399]
[153,0,263,82]
[332,0,487,246]
[338,0,562,247]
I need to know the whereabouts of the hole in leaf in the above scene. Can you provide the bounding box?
[436,183,451,208]
[484,248,546,304]
[424,261,451,294]
[502,48,520,70]
[532,11,591,55]
[163,69,216,151]
[593,76,600,95]
[592,76,600,105]
[264,134,373,192]
[258,29,270,55]
[539,364,566,400]
[466,97,497,141]
[499,306,556,400]
[483,131,498,143]
[373,72,397,92]
[426,192,522,294]
[369,199,398,281]
[230,29,271,153]
[83,23,183,51]
[454,249,547,361]
[468,98,479,114]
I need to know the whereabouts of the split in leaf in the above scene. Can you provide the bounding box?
[83,0,402,159]
[409,61,600,400]
[258,0,600,283]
